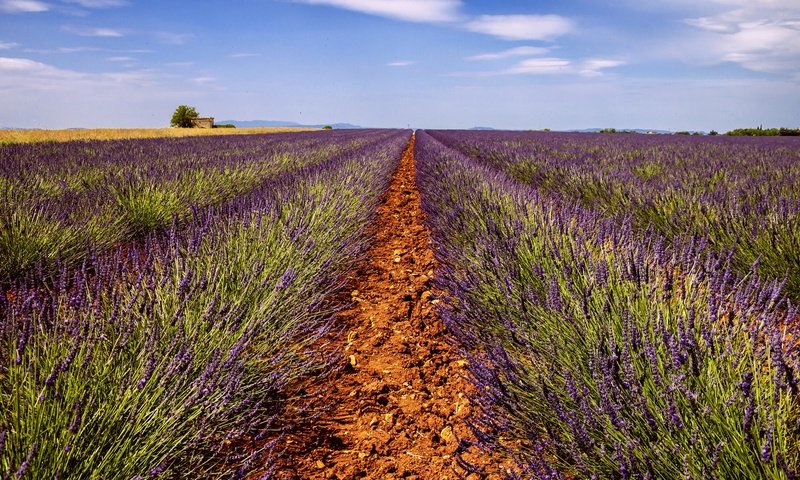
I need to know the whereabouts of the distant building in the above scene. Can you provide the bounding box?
[191,117,214,128]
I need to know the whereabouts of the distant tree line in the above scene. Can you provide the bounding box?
[725,126,800,136]
[596,127,800,136]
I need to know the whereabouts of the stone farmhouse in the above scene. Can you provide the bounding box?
[191,117,215,128]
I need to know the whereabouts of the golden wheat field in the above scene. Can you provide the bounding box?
[0,127,317,144]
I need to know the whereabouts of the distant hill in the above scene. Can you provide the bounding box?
[469,126,497,131]
[217,120,362,129]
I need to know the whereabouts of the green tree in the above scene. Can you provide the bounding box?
[170,105,199,128]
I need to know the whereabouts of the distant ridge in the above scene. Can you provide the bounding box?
[217,120,362,129]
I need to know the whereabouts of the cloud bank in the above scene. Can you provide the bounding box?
[0,0,49,13]
[466,46,550,61]
[682,1,800,76]
[465,15,574,41]
[297,1,575,41]
[297,0,462,23]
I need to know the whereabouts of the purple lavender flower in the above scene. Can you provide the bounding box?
[15,442,37,478]
[148,459,168,476]
[275,266,297,290]
[761,420,774,462]
[547,277,562,312]
[136,350,157,390]
[69,398,84,434]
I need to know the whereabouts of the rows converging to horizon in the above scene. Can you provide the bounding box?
[1,128,798,477]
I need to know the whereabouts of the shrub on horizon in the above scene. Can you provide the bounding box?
[170,105,199,128]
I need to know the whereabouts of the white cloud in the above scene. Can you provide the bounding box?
[707,0,797,8]
[297,0,462,23]
[684,16,739,34]
[451,56,624,77]
[230,53,259,58]
[466,46,549,61]
[465,15,574,41]
[0,56,56,72]
[0,56,160,86]
[0,56,189,128]
[26,46,103,53]
[0,0,49,12]
[62,25,125,37]
[0,41,20,49]
[102,70,156,84]
[24,46,153,55]
[67,0,126,7]
[149,31,191,45]
[59,27,191,44]
[506,57,571,74]
[192,76,215,85]
[53,46,102,52]
[296,1,579,45]
[387,60,414,66]
[579,58,626,77]
[166,61,194,67]
[106,55,133,62]
[681,3,800,75]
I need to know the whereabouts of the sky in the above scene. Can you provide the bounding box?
[1,0,799,131]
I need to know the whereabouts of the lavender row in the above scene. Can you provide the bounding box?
[0,130,410,478]
[415,130,799,478]
[427,130,800,300]
[0,129,393,280]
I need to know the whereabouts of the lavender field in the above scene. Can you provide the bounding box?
[427,130,800,300]
[0,129,409,477]
[416,130,800,478]
[4,0,798,476]
[1,129,799,478]
[0,130,392,280]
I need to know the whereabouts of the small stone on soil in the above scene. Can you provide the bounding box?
[440,426,454,443]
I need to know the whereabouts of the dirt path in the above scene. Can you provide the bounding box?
[267,134,506,479]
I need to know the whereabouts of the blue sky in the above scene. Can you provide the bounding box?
[1,0,798,131]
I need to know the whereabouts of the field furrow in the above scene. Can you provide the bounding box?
[264,133,510,479]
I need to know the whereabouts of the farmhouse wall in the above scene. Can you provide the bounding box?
[191,117,215,128]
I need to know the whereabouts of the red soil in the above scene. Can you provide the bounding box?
[266,134,509,479]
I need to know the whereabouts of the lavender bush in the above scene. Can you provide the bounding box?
[416,130,799,478]
[427,130,800,300]
[0,130,410,478]
[0,130,390,280]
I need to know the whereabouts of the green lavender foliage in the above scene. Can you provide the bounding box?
[416,131,799,479]
[428,130,800,301]
[0,131,370,280]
